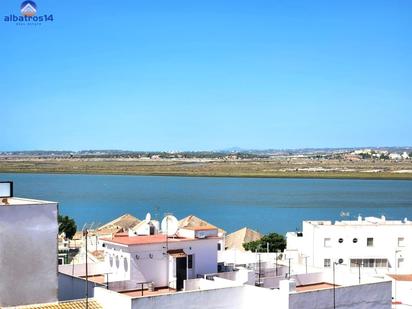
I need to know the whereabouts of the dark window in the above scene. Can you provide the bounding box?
[217,243,221,251]
[367,238,374,247]
[188,254,193,269]
[338,258,344,264]
[353,238,358,243]
[338,238,343,243]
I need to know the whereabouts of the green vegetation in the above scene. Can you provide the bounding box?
[58,215,77,239]
[243,232,286,252]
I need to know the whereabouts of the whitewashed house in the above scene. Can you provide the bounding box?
[401,152,410,160]
[102,225,220,291]
[389,153,402,160]
[286,216,412,274]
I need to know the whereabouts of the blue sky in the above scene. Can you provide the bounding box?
[1,0,411,151]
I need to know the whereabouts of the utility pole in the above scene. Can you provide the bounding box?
[333,262,336,309]
[304,256,309,274]
[258,253,261,287]
[287,258,293,279]
[84,228,89,309]
[288,258,291,278]
[394,250,402,305]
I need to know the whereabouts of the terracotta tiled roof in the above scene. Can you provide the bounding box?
[129,220,158,233]
[94,226,122,236]
[17,299,102,308]
[183,225,217,231]
[90,250,105,261]
[72,231,84,240]
[98,214,140,231]
[388,274,412,281]
[225,227,262,251]
[178,215,226,234]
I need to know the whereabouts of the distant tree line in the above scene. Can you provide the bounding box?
[58,215,77,239]
[243,232,286,252]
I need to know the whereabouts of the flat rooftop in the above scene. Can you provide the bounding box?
[81,274,106,284]
[103,234,220,246]
[296,282,337,292]
[0,197,57,206]
[121,287,175,298]
[304,216,411,227]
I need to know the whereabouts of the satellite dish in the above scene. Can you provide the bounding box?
[161,215,178,236]
[145,212,151,224]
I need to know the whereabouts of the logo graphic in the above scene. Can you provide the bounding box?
[20,1,37,17]
[4,0,53,25]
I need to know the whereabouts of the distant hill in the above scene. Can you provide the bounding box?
[1,146,411,158]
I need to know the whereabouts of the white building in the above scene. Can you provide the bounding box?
[389,153,402,160]
[0,182,59,307]
[102,225,220,291]
[286,216,412,274]
[91,274,391,309]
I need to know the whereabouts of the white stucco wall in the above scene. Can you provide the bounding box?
[94,277,391,309]
[0,203,58,307]
[105,248,132,282]
[209,267,255,285]
[59,262,108,277]
[287,219,412,274]
[289,281,392,309]
[130,280,282,309]
[242,285,283,309]
[264,272,324,289]
[394,280,412,306]
[131,286,246,309]
[104,237,218,287]
[94,287,132,309]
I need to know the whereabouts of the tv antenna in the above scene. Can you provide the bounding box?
[145,212,151,224]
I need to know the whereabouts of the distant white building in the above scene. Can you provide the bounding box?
[286,216,412,274]
[389,153,402,160]
[402,152,410,160]
[0,182,58,307]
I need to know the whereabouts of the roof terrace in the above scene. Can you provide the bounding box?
[0,196,56,206]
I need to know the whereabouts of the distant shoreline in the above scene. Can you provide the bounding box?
[1,169,412,181]
[1,158,412,180]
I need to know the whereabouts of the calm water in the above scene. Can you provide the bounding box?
[1,173,412,234]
